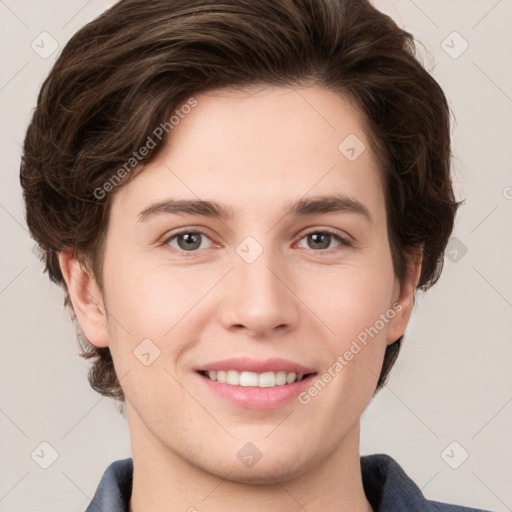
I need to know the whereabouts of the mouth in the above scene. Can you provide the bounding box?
[195,357,318,408]
[197,369,316,388]
[196,370,317,409]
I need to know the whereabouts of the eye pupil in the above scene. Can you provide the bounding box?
[309,233,330,250]
[178,232,201,251]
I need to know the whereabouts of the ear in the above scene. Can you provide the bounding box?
[58,249,110,348]
[386,248,423,346]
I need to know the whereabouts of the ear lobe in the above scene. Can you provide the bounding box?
[58,249,109,348]
[386,249,423,346]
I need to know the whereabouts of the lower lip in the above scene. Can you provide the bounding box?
[197,372,317,409]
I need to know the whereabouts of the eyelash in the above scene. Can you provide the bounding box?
[162,227,352,256]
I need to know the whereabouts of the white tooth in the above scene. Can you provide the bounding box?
[286,372,297,384]
[258,371,276,387]
[226,370,240,385]
[210,370,304,387]
[275,371,287,386]
[239,371,259,387]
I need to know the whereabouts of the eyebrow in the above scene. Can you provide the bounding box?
[137,193,373,225]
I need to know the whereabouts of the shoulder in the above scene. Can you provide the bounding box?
[360,453,491,512]
[85,458,133,512]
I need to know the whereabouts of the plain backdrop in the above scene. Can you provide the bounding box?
[1,1,511,511]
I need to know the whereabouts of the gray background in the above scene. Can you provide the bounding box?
[1,0,511,511]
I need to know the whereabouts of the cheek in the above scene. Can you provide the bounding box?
[299,276,393,423]
[307,259,395,391]
[103,253,201,335]
[312,262,395,342]
[102,256,212,383]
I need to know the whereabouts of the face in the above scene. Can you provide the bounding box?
[65,85,416,484]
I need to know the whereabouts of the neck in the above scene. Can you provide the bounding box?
[127,407,373,512]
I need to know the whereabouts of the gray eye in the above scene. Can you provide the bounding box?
[298,231,343,251]
[167,231,212,252]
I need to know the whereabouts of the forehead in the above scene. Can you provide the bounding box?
[168,84,372,158]
[112,85,385,223]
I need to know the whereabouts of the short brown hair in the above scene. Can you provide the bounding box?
[20,0,460,403]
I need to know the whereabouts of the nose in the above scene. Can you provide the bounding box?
[217,243,300,338]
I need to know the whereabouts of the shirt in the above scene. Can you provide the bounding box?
[84,453,491,511]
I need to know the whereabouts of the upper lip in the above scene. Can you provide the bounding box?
[197,357,316,374]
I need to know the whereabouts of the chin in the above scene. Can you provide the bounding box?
[196,452,312,486]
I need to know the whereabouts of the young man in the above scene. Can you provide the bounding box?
[20,0,491,510]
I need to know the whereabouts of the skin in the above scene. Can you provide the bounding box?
[59,85,421,512]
